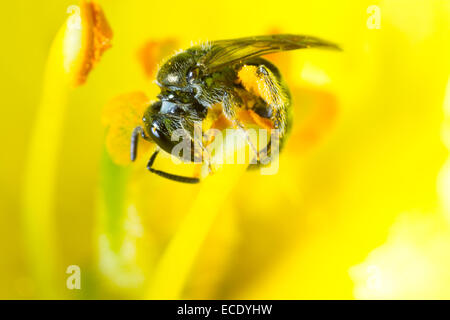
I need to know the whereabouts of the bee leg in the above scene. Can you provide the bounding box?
[233,120,260,162]
[222,90,260,162]
[238,64,289,137]
[180,122,214,174]
[194,137,214,174]
[246,110,275,165]
[201,130,221,173]
[146,150,200,184]
[131,126,149,161]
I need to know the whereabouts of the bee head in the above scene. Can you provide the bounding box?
[138,100,204,162]
[140,101,178,156]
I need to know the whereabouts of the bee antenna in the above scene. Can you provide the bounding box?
[131,126,144,161]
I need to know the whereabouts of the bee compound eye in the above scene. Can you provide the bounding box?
[150,124,162,139]
[187,67,201,82]
[148,120,176,155]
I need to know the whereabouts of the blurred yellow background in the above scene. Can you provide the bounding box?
[1,0,450,299]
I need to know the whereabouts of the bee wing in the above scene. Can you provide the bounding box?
[199,34,340,73]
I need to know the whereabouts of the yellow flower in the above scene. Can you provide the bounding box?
[2,0,449,300]
[102,91,152,165]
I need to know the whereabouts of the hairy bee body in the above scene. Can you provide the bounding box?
[131,34,340,183]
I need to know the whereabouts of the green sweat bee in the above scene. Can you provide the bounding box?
[131,34,340,183]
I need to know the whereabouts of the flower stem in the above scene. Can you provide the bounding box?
[147,163,247,299]
[22,24,70,298]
